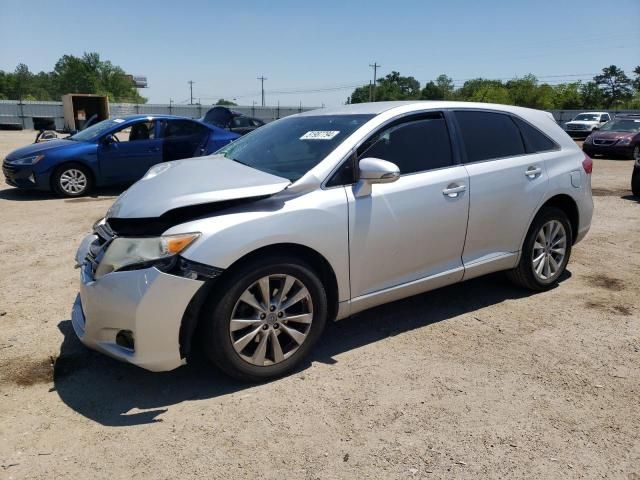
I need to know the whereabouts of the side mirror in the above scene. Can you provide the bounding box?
[102,134,115,145]
[592,126,599,131]
[354,157,400,197]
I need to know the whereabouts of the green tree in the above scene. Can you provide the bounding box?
[594,65,633,107]
[552,82,583,109]
[580,82,604,109]
[435,74,454,99]
[347,85,371,103]
[420,81,443,100]
[215,98,238,106]
[374,71,421,100]
[632,65,640,91]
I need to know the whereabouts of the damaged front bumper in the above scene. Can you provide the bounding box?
[72,233,204,372]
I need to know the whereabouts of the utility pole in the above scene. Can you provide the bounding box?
[188,80,195,105]
[369,62,380,101]
[257,75,267,106]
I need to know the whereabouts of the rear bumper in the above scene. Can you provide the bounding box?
[72,234,204,372]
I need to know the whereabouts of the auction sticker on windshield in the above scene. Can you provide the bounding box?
[300,131,340,140]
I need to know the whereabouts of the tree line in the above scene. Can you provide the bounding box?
[0,52,146,103]
[348,65,640,110]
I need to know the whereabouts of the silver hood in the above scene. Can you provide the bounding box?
[106,155,291,219]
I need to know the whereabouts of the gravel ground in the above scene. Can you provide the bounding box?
[0,130,638,479]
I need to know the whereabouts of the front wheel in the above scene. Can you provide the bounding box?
[202,256,327,381]
[507,207,573,291]
[52,164,92,197]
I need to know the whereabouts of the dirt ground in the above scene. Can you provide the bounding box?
[0,129,638,480]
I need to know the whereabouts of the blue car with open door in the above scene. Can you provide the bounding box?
[2,115,239,197]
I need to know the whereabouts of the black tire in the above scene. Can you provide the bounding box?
[52,163,93,197]
[507,207,573,291]
[202,255,327,381]
[632,166,640,197]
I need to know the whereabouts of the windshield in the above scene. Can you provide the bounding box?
[573,114,600,121]
[600,118,640,133]
[216,114,374,181]
[69,118,126,142]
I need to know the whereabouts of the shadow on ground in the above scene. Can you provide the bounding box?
[0,186,124,202]
[51,272,568,426]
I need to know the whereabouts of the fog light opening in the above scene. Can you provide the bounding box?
[116,330,135,350]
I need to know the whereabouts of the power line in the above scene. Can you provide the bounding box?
[257,75,267,107]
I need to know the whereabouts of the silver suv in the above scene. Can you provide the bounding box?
[73,101,593,381]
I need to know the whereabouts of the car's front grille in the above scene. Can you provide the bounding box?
[567,124,588,131]
[2,161,17,176]
[593,139,616,146]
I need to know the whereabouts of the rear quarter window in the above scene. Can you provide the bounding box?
[511,116,558,153]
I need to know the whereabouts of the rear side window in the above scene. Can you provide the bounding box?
[359,113,453,174]
[511,116,557,153]
[164,120,208,138]
[455,111,525,162]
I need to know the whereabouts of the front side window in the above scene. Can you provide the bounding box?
[112,121,156,142]
[358,113,453,174]
[455,111,525,163]
[231,117,254,128]
[216,114,373,181]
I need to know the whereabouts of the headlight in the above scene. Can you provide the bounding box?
[94,232,200,279]
[10,154,44,165]
[617,137,632,146]
[584,135,593,144]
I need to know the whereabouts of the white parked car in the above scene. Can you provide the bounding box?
[73,101,594,381]
[564,112,611,138]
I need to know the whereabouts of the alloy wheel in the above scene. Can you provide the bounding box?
[634,145,639,161]
[59,169,88,195]
[229,274,313,366]
[532,220,567,281]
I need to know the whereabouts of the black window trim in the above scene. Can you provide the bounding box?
[449,108,560,166]
[322,109,460,189]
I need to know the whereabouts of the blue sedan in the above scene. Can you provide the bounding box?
[2,115,240,197]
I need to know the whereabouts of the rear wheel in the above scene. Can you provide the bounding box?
[202,256,327,381]
[507,207,573,291]
[52,164,92,197]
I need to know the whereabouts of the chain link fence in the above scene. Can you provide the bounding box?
[1,100,639,131]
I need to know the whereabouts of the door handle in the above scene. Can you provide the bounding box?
[525,166,542,178]
[442,183,466,198]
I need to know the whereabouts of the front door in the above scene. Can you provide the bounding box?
[346,112,469,299]
[98,120,162,183]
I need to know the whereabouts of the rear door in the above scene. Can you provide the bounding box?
[161,119,210,162]
[97,120,162,183]
[453,110,551,275]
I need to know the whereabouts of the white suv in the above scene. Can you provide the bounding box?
[565,112,611,138]
[73,101,594,381]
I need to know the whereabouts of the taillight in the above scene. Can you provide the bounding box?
[582,154,593,174]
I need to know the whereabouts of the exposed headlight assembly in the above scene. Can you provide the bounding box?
[10,154,44,165]
[94,233,200,279]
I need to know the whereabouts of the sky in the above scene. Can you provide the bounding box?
[1,0,639,107]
